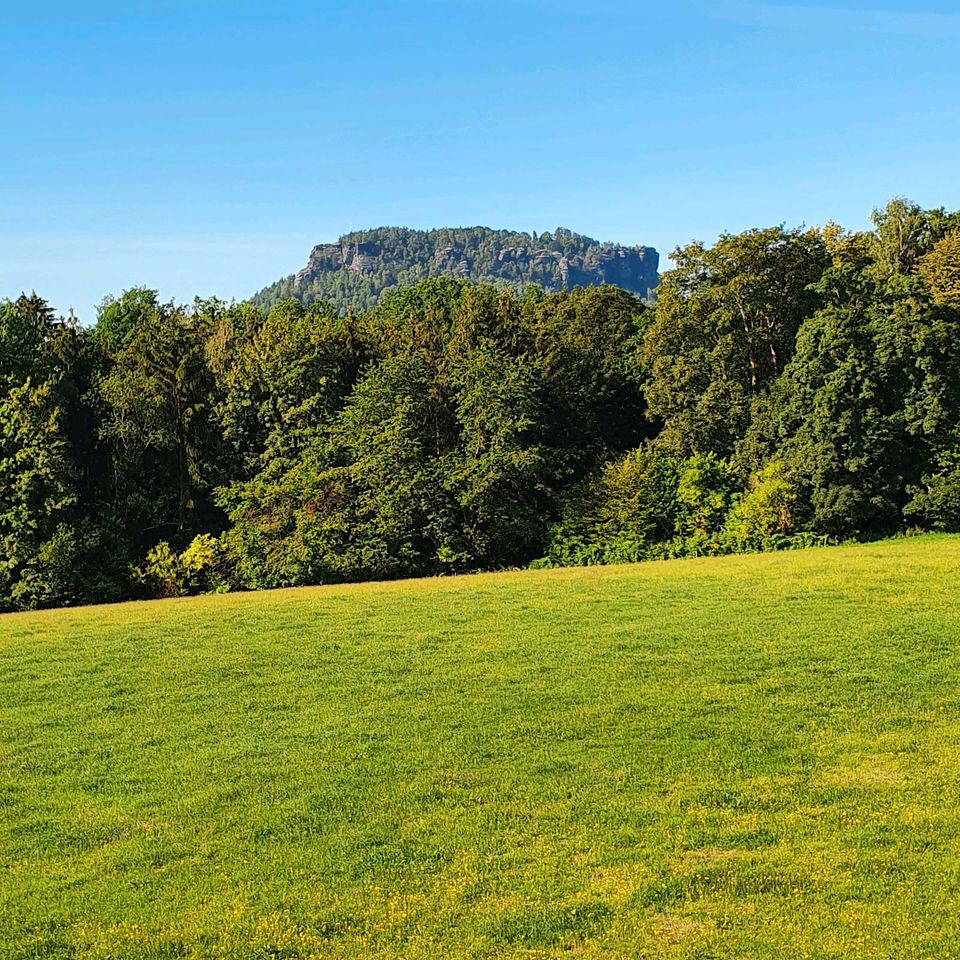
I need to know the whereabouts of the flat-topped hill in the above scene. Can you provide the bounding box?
[253,225,659,313]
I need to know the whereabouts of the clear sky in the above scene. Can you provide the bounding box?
[2,0,958,322]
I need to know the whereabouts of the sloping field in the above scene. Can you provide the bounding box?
[2,536,960,959]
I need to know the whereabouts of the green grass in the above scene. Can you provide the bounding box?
[3,536,960,959]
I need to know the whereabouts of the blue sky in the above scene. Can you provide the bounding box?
[2,0,958,321]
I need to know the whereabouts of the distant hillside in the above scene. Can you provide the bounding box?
[253,226,659,314]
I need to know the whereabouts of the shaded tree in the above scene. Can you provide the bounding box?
[640,227,829,454]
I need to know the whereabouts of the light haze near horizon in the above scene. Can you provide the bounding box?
[2,0,958,322]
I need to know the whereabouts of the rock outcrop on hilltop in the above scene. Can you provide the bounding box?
[253,226,658,314]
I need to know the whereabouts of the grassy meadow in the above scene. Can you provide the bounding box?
[2,536,960,958]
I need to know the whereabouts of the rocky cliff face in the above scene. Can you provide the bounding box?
[254,226,659,314]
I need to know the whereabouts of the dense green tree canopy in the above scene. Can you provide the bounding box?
[1,198,959,610]
[639,226,829,455]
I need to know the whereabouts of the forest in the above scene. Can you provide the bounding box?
[2,198,959,612]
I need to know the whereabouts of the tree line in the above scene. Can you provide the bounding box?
[2,199,959,611]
